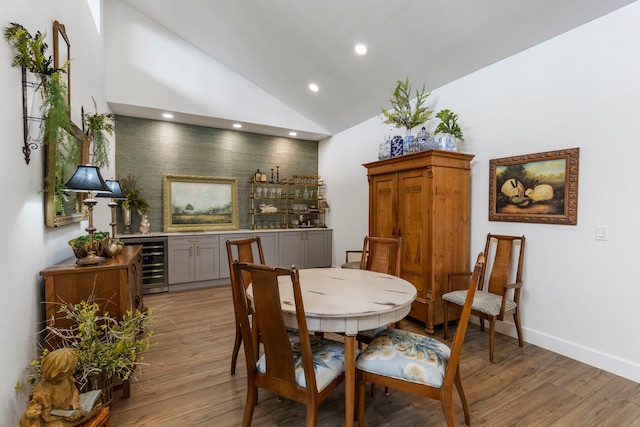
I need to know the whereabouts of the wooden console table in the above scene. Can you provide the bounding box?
[40,245,143,398]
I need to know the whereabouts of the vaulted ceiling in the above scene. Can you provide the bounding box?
[118,0,635,138]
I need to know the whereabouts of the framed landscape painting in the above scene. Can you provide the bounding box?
[489,147,579,225]
[163,174,239,232]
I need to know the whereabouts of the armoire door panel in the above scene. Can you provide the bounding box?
[398,170,428,295]
[370,174,397,238]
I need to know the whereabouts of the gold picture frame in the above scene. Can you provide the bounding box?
[162,174,239,232]
[489,147,579,225]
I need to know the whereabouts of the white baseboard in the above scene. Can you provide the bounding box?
[484,319,640,383]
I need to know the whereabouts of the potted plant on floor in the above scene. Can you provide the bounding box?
[19,300,154,407]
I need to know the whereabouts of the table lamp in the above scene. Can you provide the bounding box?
[96,179,127,258]
[64,165,111,265]
[319,199,330,227]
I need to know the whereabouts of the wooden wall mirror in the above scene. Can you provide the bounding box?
[45,20,87,227]
[52,20,71,118]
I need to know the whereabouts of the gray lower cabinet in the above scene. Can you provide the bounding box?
[219,232,279,278]
[251,232,279,266]
[278,229,332,269]
[168,229,331,286]
[168,235,220,284]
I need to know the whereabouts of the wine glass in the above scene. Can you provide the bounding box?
[256,187,262,198]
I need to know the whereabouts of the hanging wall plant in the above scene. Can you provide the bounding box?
[82,98,114,168]
[3,23,54,75]
[5,23,72,158]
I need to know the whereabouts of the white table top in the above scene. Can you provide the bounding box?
[273,267,417,335]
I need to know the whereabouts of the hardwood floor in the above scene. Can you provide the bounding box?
[110,286,640,426]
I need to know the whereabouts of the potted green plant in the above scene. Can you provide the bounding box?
[381,77,433,134]
[68,231,110,259]
[18,300,154,406]
[118,175,150,234]
[434,109,464,151]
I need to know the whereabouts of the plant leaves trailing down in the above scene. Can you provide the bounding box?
[83,97,114,168]
[5,23,113,207]
[5,22,74,202]
[381,77,433,132]
[434,109,464,141]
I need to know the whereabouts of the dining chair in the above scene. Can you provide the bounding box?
[356,236,403,345]
[359,236,402,276]
[356,253,485,427]
[233,261,348,427]
[226,237,266,375]
[442,233,526,362]
[340,249,364,269]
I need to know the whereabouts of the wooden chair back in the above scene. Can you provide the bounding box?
[225,237,266,375]
[360,236,402,276]
[226,237,266,291]
[482,234,526,305]
[234,262,345,426]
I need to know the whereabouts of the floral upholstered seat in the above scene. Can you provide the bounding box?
[356,328,450,387]
[257,335,356,392]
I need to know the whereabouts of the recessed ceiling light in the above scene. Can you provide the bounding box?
[289,131,298,137]
[308,83,319,92]
[162,113,174,119]
[355,44,368,55]
[233,123,242,129]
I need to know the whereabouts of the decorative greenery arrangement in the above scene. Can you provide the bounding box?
[3,23,55,75]
[118,175,150,213]
[5,22,76,206]
[68,231,110,258]
[381,77,433,132]
[4,22,71,141]
[69,231,109,250]
[83,98,114,168]
[434,109,464,142]
[18,300,154,392]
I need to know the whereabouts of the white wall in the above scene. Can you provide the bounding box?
[104,0,328,135]
[321,2,640,383]
[0,1,112,424]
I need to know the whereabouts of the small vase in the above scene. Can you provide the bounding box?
[122,207,132,234]
[438,133,458,152]
[390,135,404,157]
[378,135,391,160]
[403,133,415,154]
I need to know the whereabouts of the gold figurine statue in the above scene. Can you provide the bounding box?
[20,348,101,427]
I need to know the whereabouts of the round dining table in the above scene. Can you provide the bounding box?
[274,267,417,427]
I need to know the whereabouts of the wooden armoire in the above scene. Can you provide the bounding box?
[364,150,474,334]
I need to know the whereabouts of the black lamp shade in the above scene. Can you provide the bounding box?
[64,165,110,193]
[96,179,127,200]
